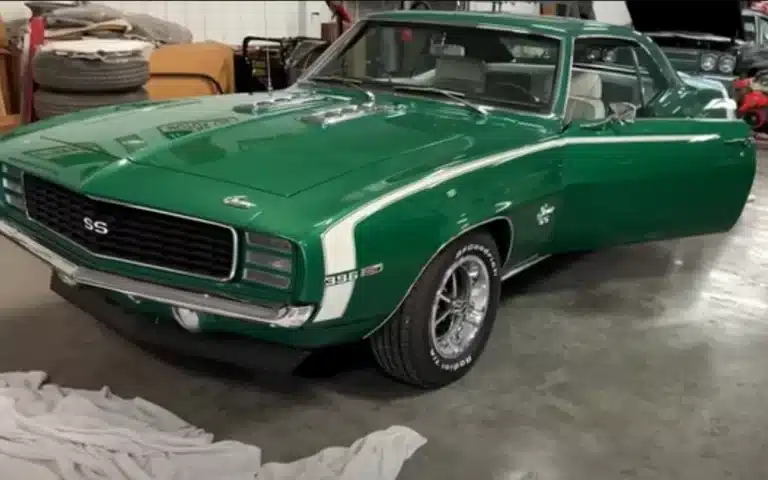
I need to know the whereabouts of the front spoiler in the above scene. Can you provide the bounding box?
[0,219,314,328]
[50,274,312,373]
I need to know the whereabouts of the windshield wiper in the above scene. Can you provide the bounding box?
[306,75,376,106]
[392,85,488,116]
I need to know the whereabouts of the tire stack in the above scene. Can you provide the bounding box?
[33,41,152,120]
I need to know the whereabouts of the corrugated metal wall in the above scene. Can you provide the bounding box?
[0,1,335,43]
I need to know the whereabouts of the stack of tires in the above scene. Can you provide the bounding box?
[33,40,153,120]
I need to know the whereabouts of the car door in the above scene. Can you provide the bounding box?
[553,36,755,252]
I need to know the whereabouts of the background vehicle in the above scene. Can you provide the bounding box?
[626,1,747,91]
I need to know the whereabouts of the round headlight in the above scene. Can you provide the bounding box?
[718,54,737,74]
[700,53,718,72]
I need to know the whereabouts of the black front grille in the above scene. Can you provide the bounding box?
[23,174,236,280]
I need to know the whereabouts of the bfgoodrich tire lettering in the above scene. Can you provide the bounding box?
[370,231,501,388]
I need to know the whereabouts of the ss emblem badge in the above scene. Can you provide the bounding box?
[83,217,109,235]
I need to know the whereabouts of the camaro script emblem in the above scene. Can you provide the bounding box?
[223,195,256,209]
[536,204,555,226]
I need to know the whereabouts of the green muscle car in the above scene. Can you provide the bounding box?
[0,11,756,389]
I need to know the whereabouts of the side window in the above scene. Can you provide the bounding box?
[743,15,757,43]
[632,46,668,105]
[570,37,668,121]
[760,18,768,44]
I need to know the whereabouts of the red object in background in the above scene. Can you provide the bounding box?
[734,74,768,132]
[400,28,413,41]
[739,90,768,118]
[752,1,768,14]
[21,16,44,124]
[324,0,352,23]
[734,78,751,91]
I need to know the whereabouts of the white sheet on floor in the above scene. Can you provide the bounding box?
[0,372,426,480]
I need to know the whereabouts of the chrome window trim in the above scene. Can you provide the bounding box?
[559,36,575,119]
[20,172,239,283]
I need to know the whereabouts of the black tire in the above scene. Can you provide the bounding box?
[34,89,150,120]
[370,231,502,388]
[34,50,150,93]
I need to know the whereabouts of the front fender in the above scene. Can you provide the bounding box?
[320,195,449,326]
[307,131,562,329]
[317,172,517,328]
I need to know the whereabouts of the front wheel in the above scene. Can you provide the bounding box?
[370,231,501,388]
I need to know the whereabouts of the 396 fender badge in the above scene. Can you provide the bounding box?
[223,195,256,209]
[325,263,384,286]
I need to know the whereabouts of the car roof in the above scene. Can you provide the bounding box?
[367,10,640,39]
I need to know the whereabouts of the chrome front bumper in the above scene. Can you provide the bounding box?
[0,220,314,328]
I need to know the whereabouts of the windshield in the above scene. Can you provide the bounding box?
[307,20,562,114]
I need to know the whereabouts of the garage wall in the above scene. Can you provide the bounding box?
[593,1,630,25]
[468,1,539,14]
[0,1,335,43]
[0,0,34,21]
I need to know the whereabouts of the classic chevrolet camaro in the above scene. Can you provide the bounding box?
[0,11,756,388]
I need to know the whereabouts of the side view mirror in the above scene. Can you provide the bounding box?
[580,102,638,130]
[607,102,638,123]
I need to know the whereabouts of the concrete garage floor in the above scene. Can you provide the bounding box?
[0,154,766,480]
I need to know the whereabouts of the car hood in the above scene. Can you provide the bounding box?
[2,89,553,238]
[626,1,745,40]
[23,89,491,197]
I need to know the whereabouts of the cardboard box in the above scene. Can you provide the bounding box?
[147,41,235,100]
[0,114,20,133]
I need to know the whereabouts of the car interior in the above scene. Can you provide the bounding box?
[397,31,663,121]
[409,58,660,120]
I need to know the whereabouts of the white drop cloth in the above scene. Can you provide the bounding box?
[0,372,426,480]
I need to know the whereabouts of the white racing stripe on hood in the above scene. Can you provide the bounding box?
[313,132,721,322]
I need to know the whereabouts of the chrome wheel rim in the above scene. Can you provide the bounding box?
[429,254,491,359]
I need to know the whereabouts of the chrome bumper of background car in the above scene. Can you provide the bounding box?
[0,220,314,328]
[702,74,737,97]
